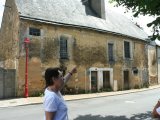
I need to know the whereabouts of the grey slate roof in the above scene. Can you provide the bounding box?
[15,0,148,41]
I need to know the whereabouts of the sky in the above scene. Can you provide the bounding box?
[0,0,5,27]
[105,1,155,36]
[0,0,156,36]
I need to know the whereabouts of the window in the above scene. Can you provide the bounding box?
[29,27,41,36]
[132,67,138,75]
[60,36,68,59]
[108,43,114,61]
[124,41,131,58]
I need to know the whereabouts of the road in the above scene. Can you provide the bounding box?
[0,88,160,120]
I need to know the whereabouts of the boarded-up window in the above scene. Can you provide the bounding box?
[60,36,68,59]
[108,43,114,61]
[29,27,41,36]
[124,41,130,58]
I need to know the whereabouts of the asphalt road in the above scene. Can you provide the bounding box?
[0,88,160,120]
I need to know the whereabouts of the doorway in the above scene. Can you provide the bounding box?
[91,71,98,92]
[103,71,111,89]
[123,70,130,90]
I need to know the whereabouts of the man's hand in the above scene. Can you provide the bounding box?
[70,66,77,74]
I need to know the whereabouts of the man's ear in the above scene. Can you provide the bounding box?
[58,70,63,76]
[51,77,55,84]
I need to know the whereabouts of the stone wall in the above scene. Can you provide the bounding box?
[0,0,19,69]
[148,45,158,85]
[16,19,149,96]
[0,0,20,97]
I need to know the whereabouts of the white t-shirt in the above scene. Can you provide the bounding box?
[43,89,68,120]
[156,107,160,115]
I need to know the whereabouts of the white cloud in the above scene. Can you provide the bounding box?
[155,39,160,46]
[0,0,6,28]
[0,0,6,5]
[105,1,156,36]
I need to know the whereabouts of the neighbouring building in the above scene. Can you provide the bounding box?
[0,0,153,98]
[148,40,160,85]
[157,42,160,84]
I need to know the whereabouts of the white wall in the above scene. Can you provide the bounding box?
[89,67,113,91]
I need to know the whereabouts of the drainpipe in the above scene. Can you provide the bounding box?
[24,37,30,98]
[85,69,86,93]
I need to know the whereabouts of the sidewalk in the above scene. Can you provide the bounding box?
[0,85,160,108]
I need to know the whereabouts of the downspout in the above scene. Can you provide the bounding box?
[85,69,86,93]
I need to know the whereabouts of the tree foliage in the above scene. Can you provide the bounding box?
[110,0,160,40]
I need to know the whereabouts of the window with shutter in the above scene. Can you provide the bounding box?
[29,27,41,36]
[108,43,114,61]
[124,41,131,58]
[60,36,68,59]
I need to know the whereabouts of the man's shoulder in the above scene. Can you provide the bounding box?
[44,89,58,100]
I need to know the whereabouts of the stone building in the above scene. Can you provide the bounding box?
[148,40,160,85]
[0,0,151,97]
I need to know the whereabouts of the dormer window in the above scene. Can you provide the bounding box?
[82,0,106,19]
[81,0,89,5]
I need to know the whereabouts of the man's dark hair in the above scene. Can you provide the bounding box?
[44,67,62,87]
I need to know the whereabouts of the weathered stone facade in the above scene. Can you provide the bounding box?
[148,44,158,85]
[157,46,160,84]
[0,0,19,68]
[15,20,149,96]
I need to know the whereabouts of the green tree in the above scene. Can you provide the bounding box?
[110,0,160,40]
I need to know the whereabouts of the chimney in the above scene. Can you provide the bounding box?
[89,0,106,19]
